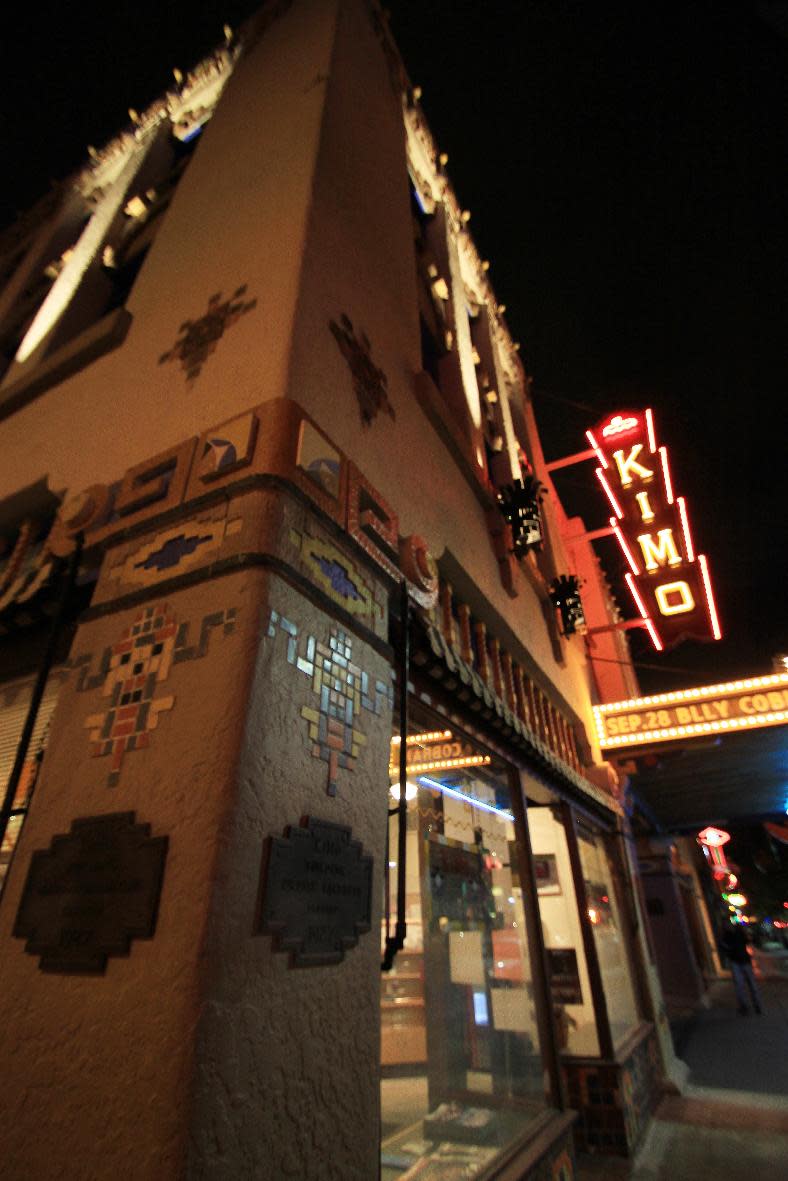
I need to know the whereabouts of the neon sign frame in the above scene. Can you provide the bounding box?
[587,408,721,650]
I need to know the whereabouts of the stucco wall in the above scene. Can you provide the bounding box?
[187,572,392,1179]
[286,0,597,737]
[0,0,339,501]
[0,570,258,1178]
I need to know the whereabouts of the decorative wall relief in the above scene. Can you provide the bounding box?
[329,314,395,425]
[159,285,257,381]
[195,410,258,482]
[13,811,168,974]
[265,610,391,796]
[296,419,342,500]
[75,601,236,786]
[41,399,436,613]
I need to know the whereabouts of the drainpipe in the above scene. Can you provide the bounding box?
[381,579,409,972]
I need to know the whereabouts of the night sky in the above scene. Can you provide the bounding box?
[1,1,786,694]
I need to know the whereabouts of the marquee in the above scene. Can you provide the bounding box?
[594,672,788,750]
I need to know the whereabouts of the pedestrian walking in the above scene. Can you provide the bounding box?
[719,922,763,1015]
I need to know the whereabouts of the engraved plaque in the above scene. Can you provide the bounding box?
[258,816,372,966]
[13,812,168,974]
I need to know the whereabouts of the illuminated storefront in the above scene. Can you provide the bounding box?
[378,595,661,1174]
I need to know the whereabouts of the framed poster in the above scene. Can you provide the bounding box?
[546,947,583,1004]
[533,853,561,895]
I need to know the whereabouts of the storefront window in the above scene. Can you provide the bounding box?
[381,709,548,1179]
[577,830,639,1050]
[527,805,600,1057]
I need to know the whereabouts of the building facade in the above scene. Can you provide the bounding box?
[0,3,680,1177]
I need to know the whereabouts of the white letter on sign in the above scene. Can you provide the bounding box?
[612,445,653,486]
[655,580,695,615]
[635,490,655,521]
[638,529,682,571]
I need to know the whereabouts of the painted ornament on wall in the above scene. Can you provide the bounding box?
[329,313,395,425]
[75,601,236,786]
[159,285,257,381]
[265,610,391,795]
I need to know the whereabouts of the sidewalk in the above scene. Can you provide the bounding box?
[576,978,788,1180]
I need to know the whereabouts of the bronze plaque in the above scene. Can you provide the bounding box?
[258,816,372,966]
[13,812,168,974]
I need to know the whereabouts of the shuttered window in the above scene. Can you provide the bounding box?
[0,670,64,889]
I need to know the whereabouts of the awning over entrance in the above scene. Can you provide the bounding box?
[629,725,786,831]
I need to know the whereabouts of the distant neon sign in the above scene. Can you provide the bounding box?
[697,826,731,848]
[587,409,721,650]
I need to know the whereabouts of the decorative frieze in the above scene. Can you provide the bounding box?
[432,572,586,785]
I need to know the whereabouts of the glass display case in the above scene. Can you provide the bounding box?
[578,829,639,1050]
[381,709,548,1179]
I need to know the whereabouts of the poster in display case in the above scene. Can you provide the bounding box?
[532,853,561,895]
[546,947,583,1004]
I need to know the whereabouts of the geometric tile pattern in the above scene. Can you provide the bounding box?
[76,601,236,786]
[265,610,390,796]
[105,516,243,589]
[289,528,377,619]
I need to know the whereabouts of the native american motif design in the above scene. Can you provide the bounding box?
[74,601,236,786]
[159,286,257,381]
[329,314,395,425]
[265,610,391,795]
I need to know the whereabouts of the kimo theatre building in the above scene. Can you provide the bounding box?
[0,3,669,1177]
[380,574,662,1178]
[0,407,665,1180]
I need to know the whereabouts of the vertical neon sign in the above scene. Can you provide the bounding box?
[587,410,721,650]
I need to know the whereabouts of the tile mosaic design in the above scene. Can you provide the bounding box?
[0,518,56,622]
[159,285,257,381]
[75,601,236,786]
[265,610,391,796]
[106,515,242,589]
[329,313,395,425]
[289,528,378,620]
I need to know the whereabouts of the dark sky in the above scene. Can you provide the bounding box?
[1,1,786,694]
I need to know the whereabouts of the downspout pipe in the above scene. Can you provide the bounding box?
[381,578,409,972]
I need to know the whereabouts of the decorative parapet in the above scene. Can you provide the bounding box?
[413,614,621,815]
[422,570,620,813]
[76,43,240,205]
